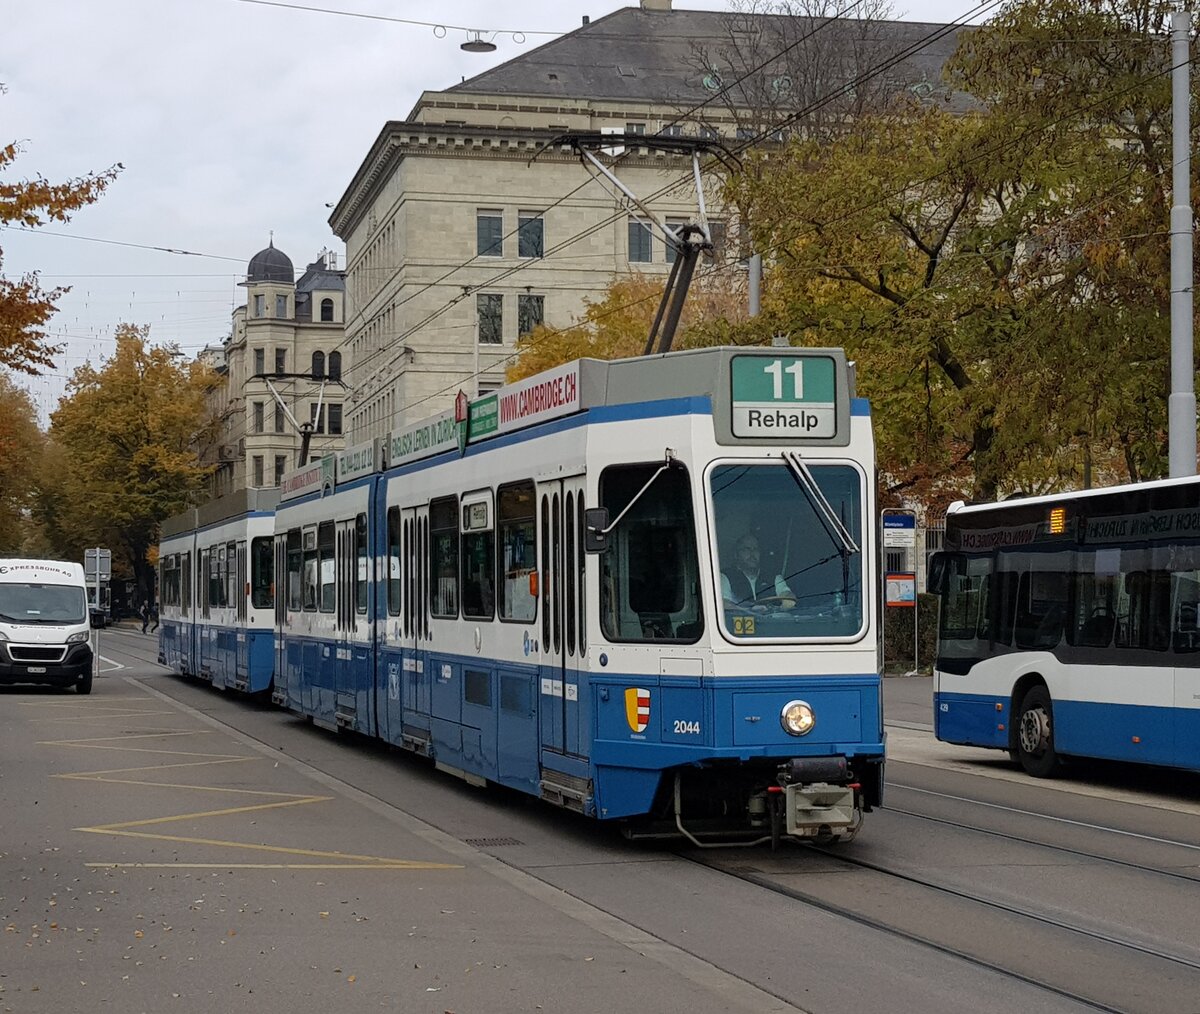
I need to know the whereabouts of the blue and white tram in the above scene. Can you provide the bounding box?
[158,489,278,693]
[270,347,884,843]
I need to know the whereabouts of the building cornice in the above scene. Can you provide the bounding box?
[328,121,704,239]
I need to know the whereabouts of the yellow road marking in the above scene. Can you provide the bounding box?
[86,862,459,870]
[21,698,157,707]
[75,826,460,867]
[38,731,212,744]
[32,711,175,723]
[84,796,331,830]
[53,757,259,778]
[57,774,308,796]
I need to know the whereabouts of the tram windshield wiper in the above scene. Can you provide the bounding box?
[781,451,860,556]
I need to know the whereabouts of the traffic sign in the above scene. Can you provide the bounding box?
[84,548,112,580]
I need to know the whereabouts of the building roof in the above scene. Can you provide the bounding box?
[296,254,345,294]
[246,241,294,284]
[447,6,972,112]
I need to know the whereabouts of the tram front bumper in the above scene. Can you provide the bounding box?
[784,782,859,837]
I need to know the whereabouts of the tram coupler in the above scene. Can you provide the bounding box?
[778,756,861,841]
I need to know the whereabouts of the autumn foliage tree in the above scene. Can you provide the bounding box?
[48,325,220,596]
[0,101,120,374]
[0,374,46,551]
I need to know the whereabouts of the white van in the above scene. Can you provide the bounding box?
[0,559,94,694]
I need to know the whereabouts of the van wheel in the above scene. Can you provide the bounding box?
[1016,685,1061,778]
[76,672,93,695]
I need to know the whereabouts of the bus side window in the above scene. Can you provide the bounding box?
[1173,573,1200,653]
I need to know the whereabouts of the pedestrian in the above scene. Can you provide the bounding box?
[149,600,159,633]
[139,599,150,634]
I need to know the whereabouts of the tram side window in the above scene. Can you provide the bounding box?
[286,530,303,611]
[211,546,226,608]
[429,497,459,618]
[302,529,318,611]
[318,521,335,612]
[355,514,368,614]
[598,463,702,644]
[226,541,238,608]
[498,482,536,623]
[250,537,273,609]
[462,524,495,621]
[387,507,401,617]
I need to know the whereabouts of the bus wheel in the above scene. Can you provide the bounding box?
[1016,685,1061,778]
[76,672,93,695]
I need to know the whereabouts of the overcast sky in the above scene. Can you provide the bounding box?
[4,0,987,424]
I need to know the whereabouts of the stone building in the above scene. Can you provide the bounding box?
[202,242,347,497]
[329,1,968,443]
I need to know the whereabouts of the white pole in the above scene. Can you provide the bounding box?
[1169,10,1196,477]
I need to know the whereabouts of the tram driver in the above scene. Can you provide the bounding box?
[720,533,795,613]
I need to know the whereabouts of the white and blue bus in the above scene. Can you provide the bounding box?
[168,347,885,845]
[931,477,1200,777]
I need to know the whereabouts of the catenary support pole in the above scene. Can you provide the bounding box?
[1169,9,1196,477]
[749,253,762,317]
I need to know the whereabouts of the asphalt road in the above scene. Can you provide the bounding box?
[3,632,1198,1014]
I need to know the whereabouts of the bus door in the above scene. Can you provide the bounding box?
[1171,570,1200,768]
[537,476,588,759]
[402,505,433,727]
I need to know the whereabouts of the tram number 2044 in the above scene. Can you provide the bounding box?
[673,720,701,735]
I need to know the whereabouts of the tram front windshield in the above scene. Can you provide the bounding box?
[710,462,864,639]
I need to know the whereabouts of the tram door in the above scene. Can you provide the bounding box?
[402,506,432,723]
[537,477,588,759]
[234,540,248,686]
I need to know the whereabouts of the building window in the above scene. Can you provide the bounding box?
[253,347,264,375]
[254,294,265,317]
[660,123,684,137]
[276,294,288,318]
[274,401,285,433]
[625,122,646,134]
[312,351,325,379]
[699,126,719,140]
[328,404,343,435]
[310,404,325,434]
[320,297,334,322]
[517,294,544,336]
[665,217,688,264]
[477,293,503,344]
[628,220,652,263]
[477,210,503,257]
[736,127,756,141]
[517,213,544,258]
[252,455,264,487]
[274,455,286,485]
[275,348,286,374]
[328,351,341,381]
[253,401,264,434]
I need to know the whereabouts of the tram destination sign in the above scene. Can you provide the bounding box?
[730,354,838,439]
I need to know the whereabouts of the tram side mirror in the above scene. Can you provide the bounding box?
[584,508,610,553]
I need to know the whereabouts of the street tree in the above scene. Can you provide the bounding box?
[49,324,219,596]
[0,373,46,551]
[0,92,121,374]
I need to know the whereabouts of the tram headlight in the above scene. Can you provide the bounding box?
[780,700,816,736]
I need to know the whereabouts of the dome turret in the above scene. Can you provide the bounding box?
[246,240,294,284]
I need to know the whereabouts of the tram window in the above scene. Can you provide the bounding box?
[498,482,536,623]
[430,497,459,618]
[251,537,273,608]
[302,528,319,611]
[286,529,303,611]
[565,490,576,653]
[226,541,239,608]
[577,493,586,653]
[212,545,226,608]
[541,495,551,646]
[462,529,495,619]
[598,463,702,644]
[355,514,368,614]
[386,507,401,617]
[318,521,335,612]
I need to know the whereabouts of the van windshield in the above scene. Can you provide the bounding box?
[0,583,87,624]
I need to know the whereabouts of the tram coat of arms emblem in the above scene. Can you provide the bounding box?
[624,687,651,733]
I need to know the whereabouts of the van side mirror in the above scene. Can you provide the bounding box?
[584,508,610,553]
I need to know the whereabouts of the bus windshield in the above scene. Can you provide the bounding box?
[0,583,87,625]
[710,462,864,640]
